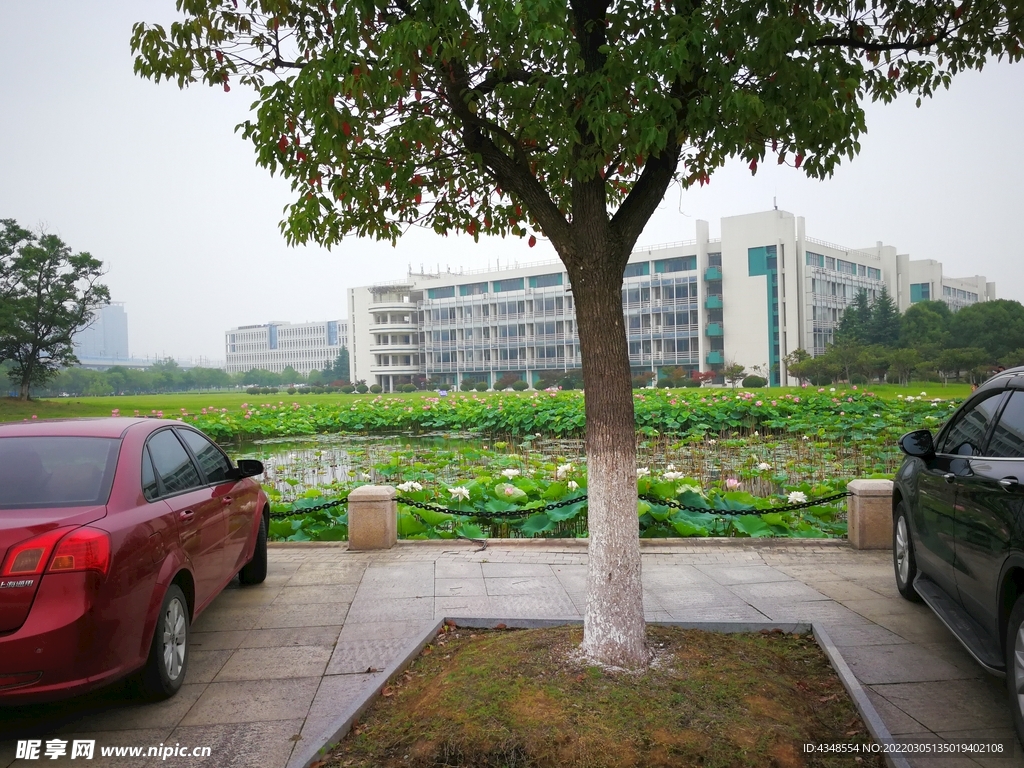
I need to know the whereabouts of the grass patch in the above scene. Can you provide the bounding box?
[324,625,884,768]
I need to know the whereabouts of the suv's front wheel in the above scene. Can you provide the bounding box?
[894,502,922,602]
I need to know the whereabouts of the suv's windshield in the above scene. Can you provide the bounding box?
[0,437,121,509]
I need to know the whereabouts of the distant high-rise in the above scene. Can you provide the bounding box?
[73,303,130,362]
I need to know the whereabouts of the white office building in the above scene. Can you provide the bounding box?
[224,320,348,376]
[348,210,996,389]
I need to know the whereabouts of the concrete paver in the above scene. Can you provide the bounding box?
[2,541,1022,768]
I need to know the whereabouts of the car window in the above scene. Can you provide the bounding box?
[0,437,120,509]
[988,392,1024,458]
[177,429,233,484]
[146,430,203,496]
[141,446,161,501]
[938,392,1005,457]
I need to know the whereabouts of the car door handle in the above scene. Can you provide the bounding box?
[943,473,956,484]
[179,510,195,522]
[220,496,233,505]
[999,477,1020,491]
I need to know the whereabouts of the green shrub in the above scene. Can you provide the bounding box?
[459,381,474,391]
[286,387,296,395]
[657,379,673,389]
[680,378,703,388]
[355,383,369,394]
[474,381,489,392]
[400,383,417,393]
[849,374,868,385]
[742,375,767,388]
[341,385,356,394]
[510,380,530,391]
[369,384,383,393]
[810,375,833,386]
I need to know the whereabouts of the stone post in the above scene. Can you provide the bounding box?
[347,485,397,551]
[846,479,894,550]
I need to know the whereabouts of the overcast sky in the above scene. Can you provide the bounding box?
[1,2,1022,363]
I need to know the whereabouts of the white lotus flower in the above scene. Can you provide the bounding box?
[666,463,676,471]
[787,491,808,504]
[359,472,372,481]
[396,481,422,493]
[636,467,650,477]
[500,469,521,479]
[556,463,573,479]
[757,462,772,471]
[663,471,685,481]
[920,391,927,396]
[448,486,470,500]
[567,480,580,491]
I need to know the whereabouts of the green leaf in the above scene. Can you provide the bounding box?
[731,515,773,538]
[518,512,555,535]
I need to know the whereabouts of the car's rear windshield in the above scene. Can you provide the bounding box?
[0,437,121,509]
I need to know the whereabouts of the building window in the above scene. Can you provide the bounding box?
[707,252,722,267]
[654,256,697,273]
[825,256,836,270]
[492,277,525,293]
[428,286,456,300]
[806,251,825,268]
[910,283,931,302]
[529,273,563,288]
[867,267,881,280]
[836,259,857,275]
[624,262,650,277]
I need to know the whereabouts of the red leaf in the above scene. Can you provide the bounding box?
[795,154,804,168]
[342,121,351,136]
[528,236,536,248]
[223,82,230,92]
[297,150,307,162]
[278,136,288,152]
[215,50,223,64]
[748,159,757,172]
[415,193,422,205]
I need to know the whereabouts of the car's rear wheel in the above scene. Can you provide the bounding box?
[140,584,189,699]
[894,502,922,602]
[1005,596,1024,747]
[238,514,268,586]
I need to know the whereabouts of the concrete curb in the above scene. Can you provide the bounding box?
[287,620,444,768]
[289,617,902,768]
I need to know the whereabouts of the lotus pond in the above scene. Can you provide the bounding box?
[214,386,961,543]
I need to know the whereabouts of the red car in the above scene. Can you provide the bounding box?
[0,418,269,702]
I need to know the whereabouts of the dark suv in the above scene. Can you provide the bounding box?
[894,367,1024,742]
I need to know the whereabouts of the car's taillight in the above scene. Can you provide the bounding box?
[48,528,110,575]
[0,527,75,577]
[0,526,110,578]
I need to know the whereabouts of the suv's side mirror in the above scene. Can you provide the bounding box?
[899,430,935,459]
[233,459,265,479]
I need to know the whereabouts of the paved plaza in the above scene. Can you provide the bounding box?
[2,540,1021,767]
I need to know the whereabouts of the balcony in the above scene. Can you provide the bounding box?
[706,322,724,337]
[705,294,723,309]
[706,350,724,365]
[704,267,722,281]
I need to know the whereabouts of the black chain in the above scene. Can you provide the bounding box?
[640,490,852,517]
[399,494,588,520]
[267,490,850,521]
[269,495,349,519]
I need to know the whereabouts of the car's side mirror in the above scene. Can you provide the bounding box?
[899,430,935,459]
[232,459,265,479]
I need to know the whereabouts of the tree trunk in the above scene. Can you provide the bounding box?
[567,255,647,668]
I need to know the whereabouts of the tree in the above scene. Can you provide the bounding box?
[324,347,351,383]
[281,365,303,384]
[950,300,1024,362]
[824,339,867,383]
[868,286,900,347]
[132,0,1023,668]
[0,225,109,400]
[783,348,811,385]
[886,347,920,386]
[835,290,871,344]
[936,347,989,384]
[723,362,746,388]
[899,300,951,351]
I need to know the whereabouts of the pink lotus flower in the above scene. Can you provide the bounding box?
[725,478,741,490]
